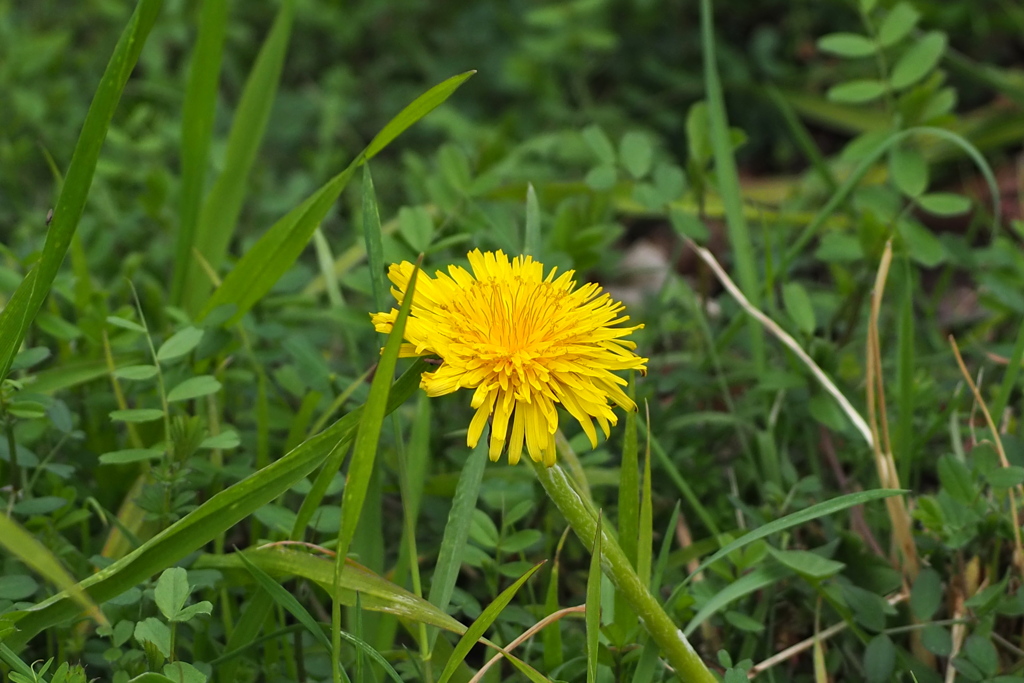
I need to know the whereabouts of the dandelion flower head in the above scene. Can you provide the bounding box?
[370,249,648,466]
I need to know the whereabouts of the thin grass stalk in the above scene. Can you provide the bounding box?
[949,336,1024,577]
[866,240,919,581]
[684,239,872,445]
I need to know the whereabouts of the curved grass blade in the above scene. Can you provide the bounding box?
[684,488,904,588]
[197,549,467,636]
[198,71,475,326]
[2,361,426,650]
[236,552,403,683]
[180,0,295,313]
[782,126,1001,273]
[0,516,104,627]
[0,0,163,381]
[171,0,229,303]
[700,0,763,369]
[435,562,546,683]
[332,259,420,679]
[683,563,791,637]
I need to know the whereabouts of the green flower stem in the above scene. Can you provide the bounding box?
[532,459,717,683]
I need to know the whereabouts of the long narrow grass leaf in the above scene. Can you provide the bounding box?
[683,564,791,636]
[435,562,546,683]
[199,71,474,325]
[237,552,404,683]
[782,126,1001,273]
[0,0,163,381]
[180,0,294,313]
[683,489,903,588]
[0,516,104,626]
[427,440,488,638]
[586,512,602,683]
[362,164,387,313]
[197,549,468,636]
[172,0,229,303]
[700,0,763,368]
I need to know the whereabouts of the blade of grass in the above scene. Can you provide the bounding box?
[435,562,546,683]
[427,439,488,652]
[680,489,903,590]
[613,376,639,634]
[362,165,387,313]
[638,423,720,536]
[700,0,764,370]
[179,0,295,313]
[637,406,653,588]
[332,259,420,683]
[524,183,540,256]
[198,71,475,325]
[171,0,229,303]
[0,0,163,381]
[586,513,602,683]
[198,548,468,636]
[237,552,404,683]
[542,528,570,673]
[781,126,1001,276]
[0,516,105,627]
[895,257,916,491]
[683,564,792,637]
[3,360,426,650]
[991,316,1024,421]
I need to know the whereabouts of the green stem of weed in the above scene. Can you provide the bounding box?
[532,456,716,683]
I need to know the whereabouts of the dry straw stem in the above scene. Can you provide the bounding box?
[948,335,1024,575]
[865,240,919,581]
[687,237,919,578]
[468,605,586,683]
[747,592,907,678]
[684,239,872,444]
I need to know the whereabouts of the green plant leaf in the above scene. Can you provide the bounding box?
[768,547,844,580]
[782,282,816,334]
[684,564,790,636]
[827,79,888,104]
[99,448,164,465]
[134,618,172,658]
[620,131,653,179]
[156,327,204,362]
[0,0,162,382]
[864,634,896,683]
[109,409,165,423]
[890,32,947,90]
[154,567,190,621]
[582,124,616,165]
[877,3,920,47]
[817,33,877,58]
[889,144,929,197]
[910,567,942,620]
[918,192,971,216]
[166,375,222,402]
[113,365,159,381]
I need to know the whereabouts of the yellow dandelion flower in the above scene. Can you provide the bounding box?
[370,249,648,466]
